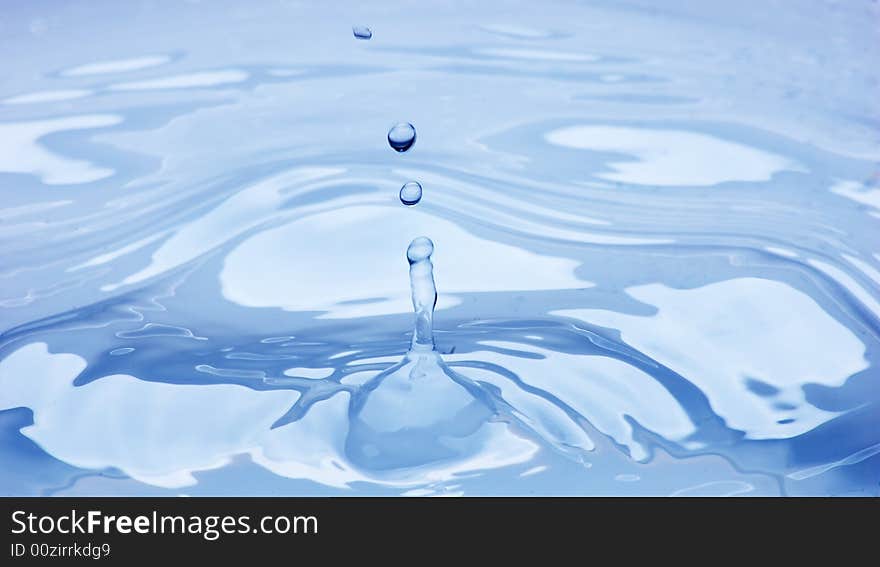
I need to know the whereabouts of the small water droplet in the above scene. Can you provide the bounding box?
[399,181,422,206]
[352,26,372,40]
[388,122,416,152]
[407,236,434,265]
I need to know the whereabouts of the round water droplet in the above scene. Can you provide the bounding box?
[407,236,434,264]
[399,181,422,206]
[388,122,416,152]
[352,26,372,40]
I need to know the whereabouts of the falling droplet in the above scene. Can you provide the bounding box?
[387,122,416,152]
[407,236,436,350]
[352,26,372,40]
[399,181,423,206]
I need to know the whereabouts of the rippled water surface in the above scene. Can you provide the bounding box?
[1,0,879,496]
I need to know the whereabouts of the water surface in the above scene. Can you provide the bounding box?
[0,0,878,496]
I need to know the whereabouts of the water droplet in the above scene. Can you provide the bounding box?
[388,122,416,152]
[399,181,422,206]
[352,26,372,40]
[407,236,434,265]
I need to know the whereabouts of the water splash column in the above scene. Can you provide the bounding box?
[347,236,496,471]
[407,237,437,351]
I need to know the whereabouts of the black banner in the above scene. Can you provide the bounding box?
[0,497,875,562]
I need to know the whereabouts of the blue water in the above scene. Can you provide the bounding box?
[1,0,879,496]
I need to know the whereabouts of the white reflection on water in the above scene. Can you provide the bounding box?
[109,70,250,91]
[554,277,866,440]
[545,125,797,186]
[0,115,121,184]
[60,55,172,77]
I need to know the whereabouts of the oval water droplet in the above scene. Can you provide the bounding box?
[407,236,434,265]
[388,122,416,152]
[399,181,422,206]
[352,26,372,40]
